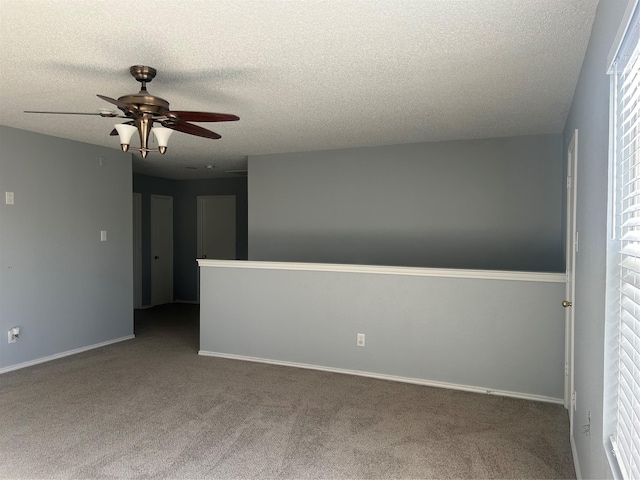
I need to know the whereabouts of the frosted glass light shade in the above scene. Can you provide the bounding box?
[152,126,173,154]
[115,124,137,152]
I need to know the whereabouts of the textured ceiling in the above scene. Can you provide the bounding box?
[0,0,598,180]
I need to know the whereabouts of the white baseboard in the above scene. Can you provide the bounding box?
[198,350,564,405]
[570,434,582,479]
[0,335,135,375]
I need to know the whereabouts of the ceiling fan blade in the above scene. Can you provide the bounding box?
[24,110,122,117]
[166,111,239,122]
[168,121,221,139]
[97,94,139,115]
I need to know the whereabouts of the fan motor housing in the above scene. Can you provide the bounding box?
[117,93,170,116]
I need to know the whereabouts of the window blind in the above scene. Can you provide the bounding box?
[611,5,640,479]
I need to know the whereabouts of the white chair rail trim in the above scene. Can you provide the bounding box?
[197,259,566,283]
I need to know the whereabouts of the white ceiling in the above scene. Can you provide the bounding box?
[0,0,598,180]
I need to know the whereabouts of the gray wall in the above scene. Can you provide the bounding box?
[133,174,248,305]
[200,264,566,401]
[0,126,133,370]
[248,134,564,272]
[562,0,628,478]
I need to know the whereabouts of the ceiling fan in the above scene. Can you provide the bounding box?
[25,65,239,157]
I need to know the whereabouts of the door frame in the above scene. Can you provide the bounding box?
[196,195,237,259]
[150,194,174,306]
[196,195,237,302]
[133,192,142,309]
[565,129,578,427]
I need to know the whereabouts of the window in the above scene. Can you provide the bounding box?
[607,2,640,479]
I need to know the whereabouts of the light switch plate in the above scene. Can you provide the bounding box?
[100,230,107,242]
[5,192,14,205]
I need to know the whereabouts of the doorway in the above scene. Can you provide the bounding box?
[133,192,142,309]
[197,195,236,302]
[197,195,237,260]
[151,195,174,306]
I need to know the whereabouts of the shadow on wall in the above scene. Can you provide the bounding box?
[249,232,563,272]
[248,134,565,273]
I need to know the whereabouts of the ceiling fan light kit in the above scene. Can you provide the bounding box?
[25,65,239,159]
[151,126,173,154]
[114,124,137,152]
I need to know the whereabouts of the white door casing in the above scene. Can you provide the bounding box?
[565,129,578,431]
[151,195,173,306]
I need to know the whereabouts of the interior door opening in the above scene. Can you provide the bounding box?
[151,194,174,306]
[197,195,236,301]
[133,192,142,309]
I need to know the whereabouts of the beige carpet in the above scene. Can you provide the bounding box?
[0,304,575,479]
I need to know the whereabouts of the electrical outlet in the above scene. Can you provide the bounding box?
[7,327,19,343]
[356,333,365,347]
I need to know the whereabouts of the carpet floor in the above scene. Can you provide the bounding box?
[0,303,575,479]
